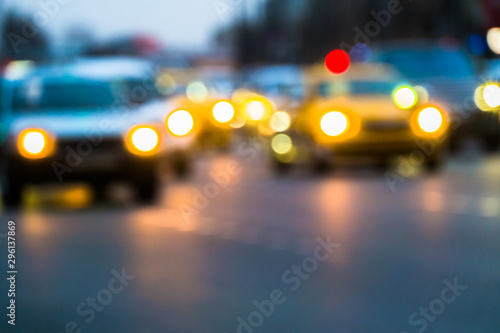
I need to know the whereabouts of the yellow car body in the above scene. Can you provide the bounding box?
[271,63,450,170]
[167,94,236,149]
[158,67,238,150]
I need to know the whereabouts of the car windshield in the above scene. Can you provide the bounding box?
[319,80,397,97]
[115,78,164,104]
[381,50,474,79]
[11,79,118,112]
[255,83,303,100]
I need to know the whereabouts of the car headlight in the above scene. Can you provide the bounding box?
[411,106,447,137]
[245,100,267,121]
[213,101,235,123]
[167,110,194,136]
[394,87,417,109]
[17,128,53,159]
[126,125,160,156]
[270,111,291,133]
[320,111,349,137]
[475,83,500,110]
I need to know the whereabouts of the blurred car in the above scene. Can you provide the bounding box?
[475,60,500,128]
[0,59,196,206]
[237,65,305,137]
[268,63,450,173]
[161,67,239,150]
[377,44,500,151]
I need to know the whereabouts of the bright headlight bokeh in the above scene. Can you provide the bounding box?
[418,107,443,133]
[126,126,160,156]
[394,87,417,109]
[23,131,45,154]
[270,111,291,132]
[320,111,349,137]
[483,83,500,108]
[246,101,267,121]
[487,27,500,55]
[271,134,293,155]
[167,110,194,136]
[213,101,235,123]
[131,127,159,152]
[18,129,52,158]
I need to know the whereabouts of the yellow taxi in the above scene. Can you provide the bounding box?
[269,63,450,173]
[238,66,305,138]
[158,67,238,150]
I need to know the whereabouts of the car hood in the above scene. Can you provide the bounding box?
[7,100,172,140]
[314,96,410,122]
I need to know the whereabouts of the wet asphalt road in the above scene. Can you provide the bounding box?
[1,143,500,333]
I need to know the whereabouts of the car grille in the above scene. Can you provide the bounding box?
[363,120,410,131]
[56,137,125,156]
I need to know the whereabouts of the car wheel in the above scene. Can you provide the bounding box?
[91,182,108,203]
[375,158,390,173]
[310,157,331,175]
[448,136,462,155]
[133,175,160,204]
[483,134,500,152]
[271,159,292,176]
[171,152,191,179]
[424,157,445,173]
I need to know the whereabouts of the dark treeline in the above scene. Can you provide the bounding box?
[230,0,492,66]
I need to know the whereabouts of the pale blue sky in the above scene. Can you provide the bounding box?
[5,0,261,51]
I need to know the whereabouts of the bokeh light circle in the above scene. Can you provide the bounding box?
[325,49,351,75]
[168,110,194,136]
[394,87,418,109]
[213,101,235,123]
[418,107,443,133]
[23,132,45,154]
[271,134,293,155]
[487,28,500,55]
[131,127,159,152]
[320,111,349,137]
[270,111,292,133]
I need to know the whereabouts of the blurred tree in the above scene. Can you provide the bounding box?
[230,0,486,65]
[1,11,50,62]
[63,26,94,58]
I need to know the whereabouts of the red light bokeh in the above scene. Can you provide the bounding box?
[325,49,351,75]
